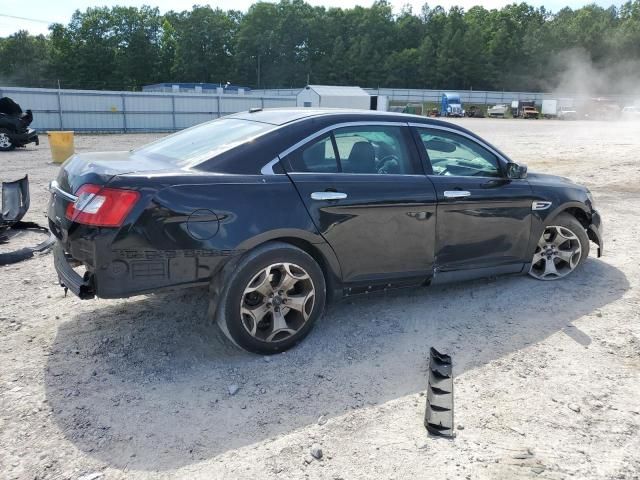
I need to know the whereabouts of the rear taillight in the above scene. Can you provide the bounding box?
[65,184,140,227]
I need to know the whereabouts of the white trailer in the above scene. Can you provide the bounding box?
[296,85,372,110]
[372,94,388,111]
[542,99,558,117]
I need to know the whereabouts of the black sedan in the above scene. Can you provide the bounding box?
[48,109,603,354]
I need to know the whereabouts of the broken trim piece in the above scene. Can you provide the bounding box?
[424,347,454,437]
[0,223,55,265]
[1,175,55,265]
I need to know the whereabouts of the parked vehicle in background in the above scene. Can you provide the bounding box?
[512,100,537,118]
[440,93,465,117]
[557,106,578,120]
[402,103,423,115]
[465,105,485,118]
[48,109,603,354]
[487,104,508,118]
[510,100,519,117]
[521,105,540,119]
[621,106,640,120]
[0,97,39,151]
[541,99,557,118]
[542,99,575,119]
[583,98,621,120]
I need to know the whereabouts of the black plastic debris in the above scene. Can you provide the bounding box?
[1,175,55,265]
[424,347,454,437]
[1,175,30,227]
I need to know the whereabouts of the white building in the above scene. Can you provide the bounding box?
[296,85,375,110]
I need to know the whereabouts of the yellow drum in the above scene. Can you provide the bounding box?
[47,131,75,163]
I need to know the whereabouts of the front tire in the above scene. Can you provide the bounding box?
[529,213,590,280]
[213,242,326,354]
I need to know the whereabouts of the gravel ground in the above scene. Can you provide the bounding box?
[1,119,639,480]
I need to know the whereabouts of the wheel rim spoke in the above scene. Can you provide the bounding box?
[245,266,275,297]
[551,226,576,248]
[285,291,314,320]
[241,303,271,335]
[266,309,295,342]
[542,258,559,277]
[557,248,580,267]
[278,263,308,293]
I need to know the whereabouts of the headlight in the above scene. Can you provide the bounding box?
[586,190,595,208]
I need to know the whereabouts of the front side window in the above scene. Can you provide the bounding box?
[418,128,501,178]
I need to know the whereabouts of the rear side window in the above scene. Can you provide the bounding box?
[334,125,420,175]
[286,135,339,173]
[133,118,275,167]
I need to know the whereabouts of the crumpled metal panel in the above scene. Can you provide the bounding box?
[1,175,30,227]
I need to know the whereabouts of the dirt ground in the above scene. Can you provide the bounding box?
[1,119,639,480]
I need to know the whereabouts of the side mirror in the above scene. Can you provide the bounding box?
[506,162,527,179]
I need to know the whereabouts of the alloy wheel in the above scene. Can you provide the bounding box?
[0,133,12,149]
[529,225,582,280]
[240,262,315,343]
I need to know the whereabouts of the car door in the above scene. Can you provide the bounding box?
[282,122,438,288]
[412,125,533,273]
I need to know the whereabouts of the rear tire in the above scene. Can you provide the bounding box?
[529,213,590,280]
[212,242,326,354]
[0,131,15,151]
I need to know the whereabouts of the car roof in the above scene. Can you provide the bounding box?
[229,108,444,126]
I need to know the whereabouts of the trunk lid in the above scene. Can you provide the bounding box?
[55,151,174,193]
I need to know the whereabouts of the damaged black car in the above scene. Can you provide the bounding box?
[48,109,603,354]
[0,97,39,151]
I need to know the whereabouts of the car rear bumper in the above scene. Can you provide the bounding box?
[53,241,96,299]
[52,229,231,299]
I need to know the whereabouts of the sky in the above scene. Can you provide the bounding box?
[0,0,617,37]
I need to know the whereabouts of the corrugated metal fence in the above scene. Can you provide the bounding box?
[252,87,628,105]
[0,86,296,132]
[2,85,631,133]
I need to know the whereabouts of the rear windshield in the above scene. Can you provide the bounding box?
[132,118,275,166]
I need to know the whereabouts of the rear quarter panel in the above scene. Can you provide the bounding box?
[93,173,326,297]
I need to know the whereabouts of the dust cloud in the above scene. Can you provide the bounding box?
[549,48,640,101]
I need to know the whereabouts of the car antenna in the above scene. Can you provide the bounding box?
[249,107,262,113]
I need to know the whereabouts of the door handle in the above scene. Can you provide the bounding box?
[443,190,471,199]
[311,191,347,201]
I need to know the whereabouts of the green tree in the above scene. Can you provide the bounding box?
[0,31,50,87]
[167,6,236,84]
[110,6,163,89]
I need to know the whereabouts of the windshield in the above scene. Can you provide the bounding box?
[133,118,276,166]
